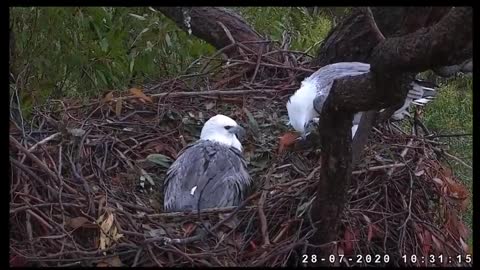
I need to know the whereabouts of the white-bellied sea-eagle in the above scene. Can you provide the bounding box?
[163,114,251,212]
[286,62,436,140]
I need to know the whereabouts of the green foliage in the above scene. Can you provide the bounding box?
[236,7,332,52]
[10,7,336,107]
[10,7,215,103]
[423,75,473,228]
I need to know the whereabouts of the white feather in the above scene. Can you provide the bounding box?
[200,114,242,151]
[286,80,319,134]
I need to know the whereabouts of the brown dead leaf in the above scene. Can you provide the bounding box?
[422,229,432,255]
[102,91,114,103]
[367,224,373,243]
[67,216,89,230]
[97,256,123,267]
[249,240,257,252]
[278,132,300,153]
[101,212,114,234]
[98,196,106,217]
[129,87,153,103]
[431,234,444,253]
[182,222,197,237]
[343,226,356,256]
[432,177,444,186]
[115,100,122,117]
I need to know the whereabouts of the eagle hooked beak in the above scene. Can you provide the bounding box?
[299,120,317,141]
[229,125,246,141]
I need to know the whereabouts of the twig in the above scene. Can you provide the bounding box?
[10,157,78,199]
[26,209,54,231]
[250,44,264,83]
[144,192,260,245]
[352,163,406,175]
[387,138,414,176]
[398,172,414,230]
[441,150,472,169]
[426,133,472,139]
[27,132,61,152]
[10,136,79,195]
[148,205,256,219]
[259,171,273,247]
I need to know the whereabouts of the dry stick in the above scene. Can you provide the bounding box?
[259,167,273,247]
[217,21,249,60]
[398,171,415,230]
[26,209,55,231]
[125,89,280,104]
[250,44,264,83]
[24,184,33,242]
[27,132,61,152]
[426,133,472,139]
[10,157,78,200]
[234,42,285,66]
[132,247,144,267]
[198,43,237,74]
[144,192,260,245]
[10,203,82,214]
[208,57,315,73]
[148,205,256,219]
[10,136,79,195]
[441,150,472,170]
[352,163,406,175]
[387,138,414,176]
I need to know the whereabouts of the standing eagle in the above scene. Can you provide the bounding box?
[163,114,250,212]
[287,62,436,139]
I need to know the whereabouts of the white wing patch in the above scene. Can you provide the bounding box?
[190,186,197,196]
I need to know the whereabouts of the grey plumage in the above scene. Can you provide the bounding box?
[287,62,438,140]
[163,138,250,212]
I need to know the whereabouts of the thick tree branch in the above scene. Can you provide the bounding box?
[155,7,271,58]
[313,7,384,67]
[370,7,472,73]
[309,6,471,260]
[371,7,452,37]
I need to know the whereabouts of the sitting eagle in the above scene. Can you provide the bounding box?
[163,114,251,212]
[287,62,436,139]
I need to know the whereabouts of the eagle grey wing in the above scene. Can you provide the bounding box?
[163,141,250,212]
[310,62,371,114]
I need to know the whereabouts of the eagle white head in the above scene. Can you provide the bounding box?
[200,114,246,151]
[286,80,319,137]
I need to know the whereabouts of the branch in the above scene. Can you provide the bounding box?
[370,7,473,73]
[156,7,271,58]
[313,7,385,67]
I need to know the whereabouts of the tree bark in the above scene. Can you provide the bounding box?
[369,7,472,73]
[155,7,271,58]
[309,7,472,260]
[370,7,452,37]
[313,8,384,67]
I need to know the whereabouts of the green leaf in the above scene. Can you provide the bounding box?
[99,38,109,52]
[165,33,172,47]
[139,168,155,186]
[243,108,259,135]
[129,13,147,21]
[96,70,108,85]
[146,154,173,169]
[129,58,135,73]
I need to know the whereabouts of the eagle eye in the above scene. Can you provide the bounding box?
[224,125,233,130]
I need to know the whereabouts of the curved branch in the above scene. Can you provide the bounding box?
[370,7,472,73]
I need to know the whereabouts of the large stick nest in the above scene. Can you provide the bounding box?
[9,48,471,267]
